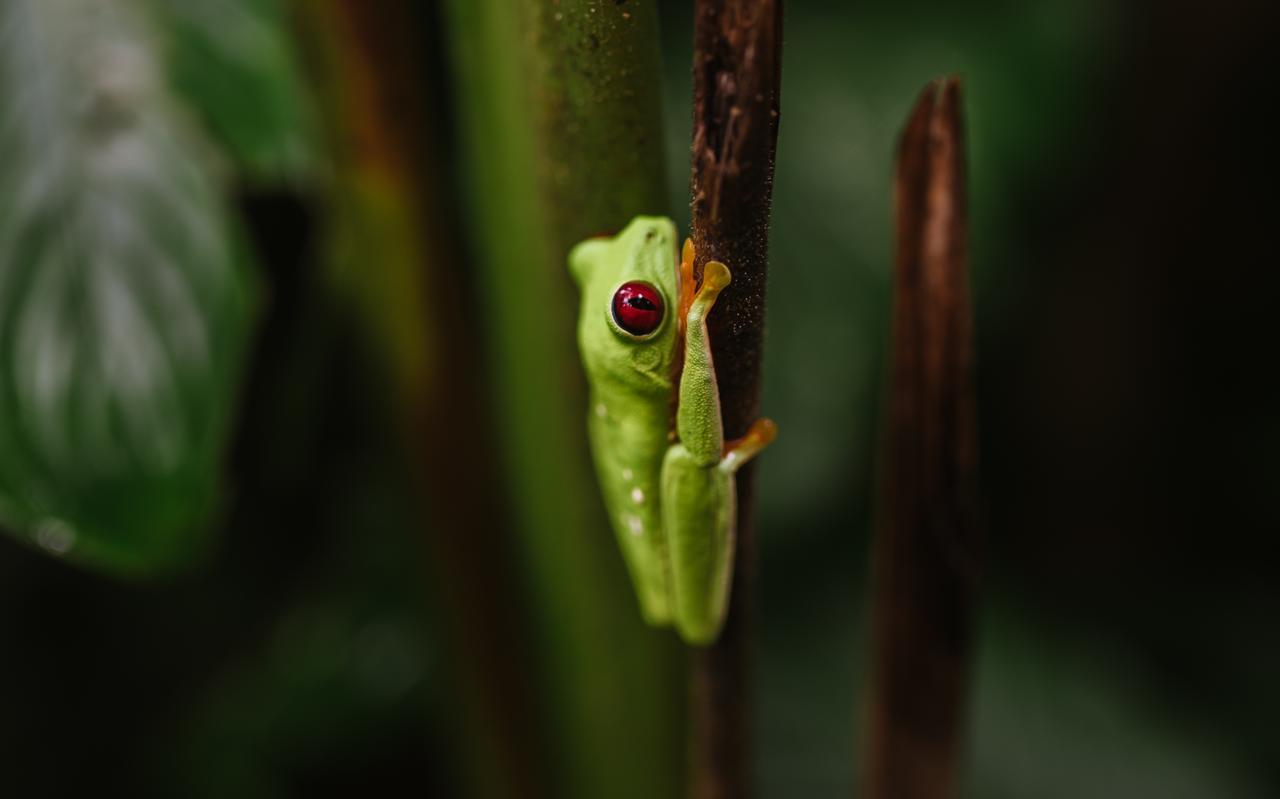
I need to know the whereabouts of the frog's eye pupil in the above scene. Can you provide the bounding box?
[612,281,664,336]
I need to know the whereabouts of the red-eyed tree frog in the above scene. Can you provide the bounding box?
[568,216,776,645]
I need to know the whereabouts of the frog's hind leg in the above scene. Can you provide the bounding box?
[661,443,735,645]
[662,416,777,646]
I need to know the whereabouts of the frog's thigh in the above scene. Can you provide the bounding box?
[661,444,736,644]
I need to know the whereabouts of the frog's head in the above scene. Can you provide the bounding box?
[569,216,681,396]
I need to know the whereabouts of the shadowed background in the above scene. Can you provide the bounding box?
[0,0,1276,796]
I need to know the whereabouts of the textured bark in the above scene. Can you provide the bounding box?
[688,3,783,798]
[865,77,979,799]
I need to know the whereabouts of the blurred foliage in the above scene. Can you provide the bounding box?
[148,0,318,183]
[0,0,1277,797]
[0,0,252,574]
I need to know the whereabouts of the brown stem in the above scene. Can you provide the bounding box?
[688,2,782,798]
[865,77,980,799]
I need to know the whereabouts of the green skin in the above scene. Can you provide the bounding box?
[569,216,773,645]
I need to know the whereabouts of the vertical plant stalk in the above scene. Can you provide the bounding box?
[865,77,979,799]
[688,2,783,797]
[445,1,684,797]
[297,2,542,795]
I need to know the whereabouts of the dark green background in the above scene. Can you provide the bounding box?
[1,0,1276,796]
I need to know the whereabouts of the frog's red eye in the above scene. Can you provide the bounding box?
[612,281,664,337]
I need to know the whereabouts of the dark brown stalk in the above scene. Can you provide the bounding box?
[688,2,782,798]
[865,77,979,799]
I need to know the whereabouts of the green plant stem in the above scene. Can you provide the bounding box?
[444,1,684,797]
[293,2,546,796]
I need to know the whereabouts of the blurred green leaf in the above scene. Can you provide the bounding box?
[149,0,318,183]
[0,0,253,574]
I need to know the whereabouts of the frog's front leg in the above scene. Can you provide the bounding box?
[662,256,777,645]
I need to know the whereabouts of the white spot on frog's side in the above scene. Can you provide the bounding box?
[34,518,76,556]
[595,403,607,419]
[621,468,633,481]
[625,514,644,536]
[631,487,645,505]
